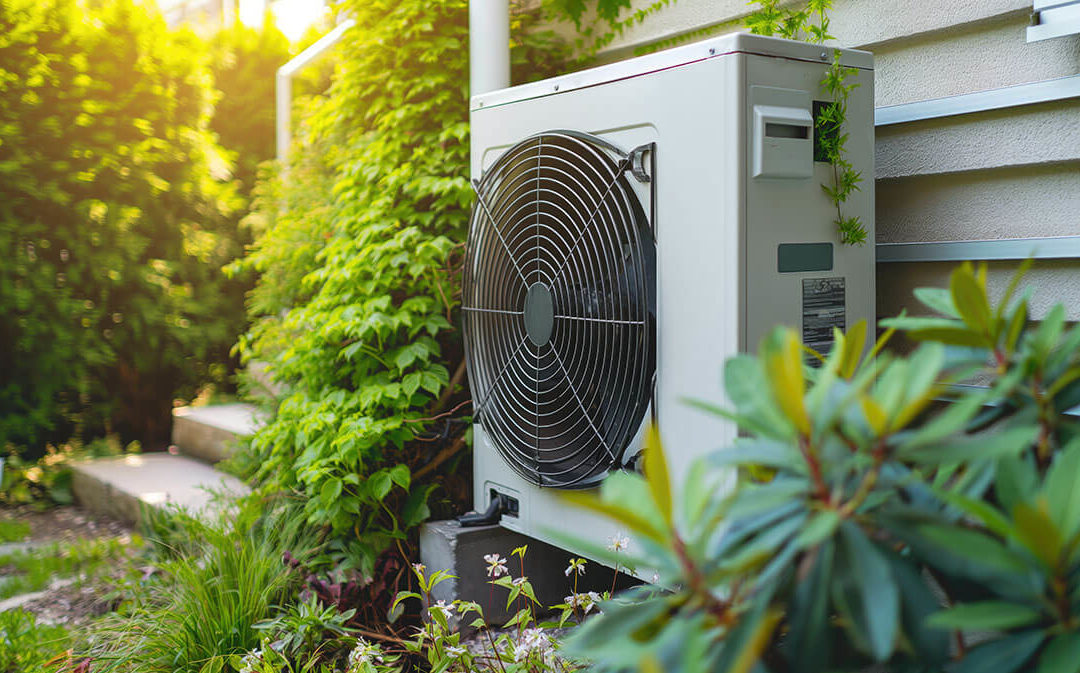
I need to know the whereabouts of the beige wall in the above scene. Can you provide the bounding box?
[583,0,1080,320]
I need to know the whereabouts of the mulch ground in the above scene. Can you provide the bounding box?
[0,505,136,627]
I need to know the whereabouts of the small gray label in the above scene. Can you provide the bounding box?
[802,277,846,365]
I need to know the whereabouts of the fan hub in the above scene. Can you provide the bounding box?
[524,282,554,347]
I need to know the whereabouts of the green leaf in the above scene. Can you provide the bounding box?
[888,554,950,667]
[948,631,1044,673]
[837,521,898,661]
[402,372,421,396]
[786,539,834,673]
[794,509,841,550]
[1044,436,1080,542]
[761,327,811,436]
[1013,499,1063,569]
[928,601,1043,631]
[389,463,411,490]
[643,425,673,527]
[320,478,342,503]
[368,471,392,500]
[914,287,961,319]
[1036,633,1080,673]
[900,425,1038,466]
[951,263,991,333]
[708,438,805,473]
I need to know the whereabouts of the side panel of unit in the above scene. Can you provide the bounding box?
[742,55,876,358]
[468,54,743,562]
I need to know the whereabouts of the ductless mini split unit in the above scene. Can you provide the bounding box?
[461,33,876,561]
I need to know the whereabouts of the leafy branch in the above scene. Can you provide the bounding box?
[746,0,867,245]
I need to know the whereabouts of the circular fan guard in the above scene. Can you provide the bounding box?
[463,131,656,489]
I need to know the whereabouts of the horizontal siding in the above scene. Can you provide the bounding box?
[583,0,1080,321]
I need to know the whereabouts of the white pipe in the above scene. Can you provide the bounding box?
[469,0,510,97]
[275,18,356,164]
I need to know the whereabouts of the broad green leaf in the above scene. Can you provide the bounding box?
[1045,436,1080,542]
[786,540,834,673]
[643,424,673,526]
[934,489,1016,540]
[996,454,1039,514]
[927,601,1043,631]
[1031,304,1066,359]
[888,554,950,667]
[402,371,421,396]
[948,631,1044,673]
[1013,498,1063,569]
[368,471,392,500]
[320,478,342,503]
[708,438,805,473]
[729,606,783,673]
[900,425,1038,466]
[901,523,1036,590]
[914,287,961,319]
[762,327,811,436]
[841,321,869,379]
[562,491,666,545]
[723,355,793,438]
[860,395,887,435]
[1036,633,1080,673]
[838,521,899,661]
[794,509,841,550]
[951,262,991,332]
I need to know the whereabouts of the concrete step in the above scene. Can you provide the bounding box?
[70,453,250,526]
[171,402,264,463]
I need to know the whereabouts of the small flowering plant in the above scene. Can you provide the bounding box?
[393,548,580,672]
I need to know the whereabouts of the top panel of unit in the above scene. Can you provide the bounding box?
[471,32,873,112]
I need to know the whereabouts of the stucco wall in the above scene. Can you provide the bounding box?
[586,0,1080,321]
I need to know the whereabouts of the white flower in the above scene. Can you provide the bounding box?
[564,558,587,577]
[607,532,630,553]
[564,591,602,614]
[412,562,426,576]
[445,644,468,657]
[512,576,527,587]
[484,553,508,577]
[430,599,455,618]
[348,638,384,669]
[513,628,553,662]
[650,573,660,584]
[239,648,262,673]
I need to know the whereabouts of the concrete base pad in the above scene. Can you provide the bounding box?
[419,519,635,628]
[71,453,249,526]
[171,403,263,463]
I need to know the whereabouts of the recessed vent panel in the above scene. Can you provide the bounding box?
[462,131,656,489]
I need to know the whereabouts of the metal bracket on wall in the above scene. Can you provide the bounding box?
[877,236,1080,263]
[875,73,1080,127]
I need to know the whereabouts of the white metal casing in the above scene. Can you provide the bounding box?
[469,33,875,564]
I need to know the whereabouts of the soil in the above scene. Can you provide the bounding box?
[0,505,131,546]
[0,505,136,627]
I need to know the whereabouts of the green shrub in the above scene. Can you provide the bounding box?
[0,609,71,672]
[0,0,246,454]
[231,0,570,577]
[88,498,317,673]
[559,262,1080,672]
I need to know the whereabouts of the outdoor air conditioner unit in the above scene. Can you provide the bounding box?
[461,33,875,562]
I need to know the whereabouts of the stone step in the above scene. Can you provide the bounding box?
[171,402,264,463]
[70,453,250,526]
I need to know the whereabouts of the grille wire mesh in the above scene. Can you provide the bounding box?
[463,131,656,489]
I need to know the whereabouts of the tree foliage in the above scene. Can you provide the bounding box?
[0,0,246,454]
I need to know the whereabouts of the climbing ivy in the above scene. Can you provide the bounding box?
[232,0,569,574]
[747,0,867,245]
[543,0,673,54]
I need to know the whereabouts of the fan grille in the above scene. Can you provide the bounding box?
[463,131,656,489]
